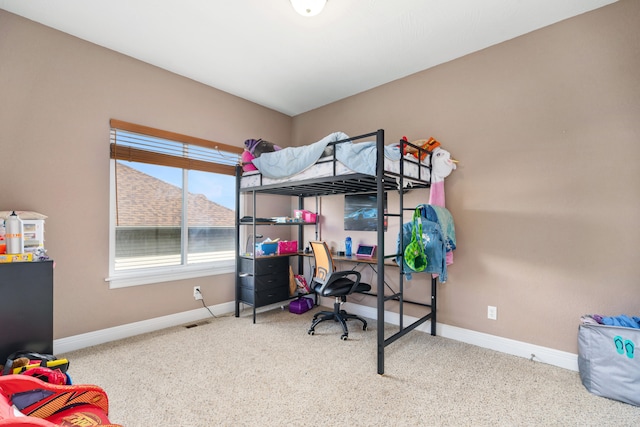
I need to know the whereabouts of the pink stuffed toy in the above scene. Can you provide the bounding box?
[241,150,257,172]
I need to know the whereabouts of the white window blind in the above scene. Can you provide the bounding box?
[109,119,241,175]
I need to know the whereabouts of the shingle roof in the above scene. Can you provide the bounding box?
[115,163,234,227]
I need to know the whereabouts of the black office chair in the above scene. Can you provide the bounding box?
[307,241,371,340]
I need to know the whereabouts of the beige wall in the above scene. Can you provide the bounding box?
[292,0,640,353]
[1,0,638,355]
[0,10,291,337]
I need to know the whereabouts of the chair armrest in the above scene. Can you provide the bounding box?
[322,269,361,295]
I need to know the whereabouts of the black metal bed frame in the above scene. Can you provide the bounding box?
[235,129,437,375]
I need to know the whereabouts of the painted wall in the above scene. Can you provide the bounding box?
[0,10,291,337]
[291,0,640,353]
[1,0,638,356]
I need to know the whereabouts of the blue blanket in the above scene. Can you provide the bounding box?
[336,139,401,175]
[251,132,401,179]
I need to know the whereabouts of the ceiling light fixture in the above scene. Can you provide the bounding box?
[290,0,327,17]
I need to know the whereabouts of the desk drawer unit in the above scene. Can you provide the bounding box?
[238,256,290,308]
[240,272,284,291]
[240,256,288,275]
[239,285,289,306]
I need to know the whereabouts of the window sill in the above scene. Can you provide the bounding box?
[106,261,235,289]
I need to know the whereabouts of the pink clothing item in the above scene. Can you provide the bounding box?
[428,180,446,207]
[429,180,454,267]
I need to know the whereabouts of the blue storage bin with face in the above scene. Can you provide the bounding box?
[261,242,278,255]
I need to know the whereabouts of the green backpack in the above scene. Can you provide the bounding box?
[404,207,427,272]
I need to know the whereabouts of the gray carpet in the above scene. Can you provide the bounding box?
[61,307,640,426]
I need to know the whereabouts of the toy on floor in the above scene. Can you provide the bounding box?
[0,375,122,426]
[2,352,70,378]
[2,353,72,388]
[0,357,30,373]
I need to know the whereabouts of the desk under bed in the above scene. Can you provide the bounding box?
[236,129,438,375]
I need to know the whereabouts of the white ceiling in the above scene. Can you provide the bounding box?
[1,0,617,116]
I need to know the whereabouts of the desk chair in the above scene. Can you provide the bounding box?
[308,241,371,340]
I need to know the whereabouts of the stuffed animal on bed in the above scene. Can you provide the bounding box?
[398,136,457,182]
[401,136,440,160]
[244,138,282,157]
[242,138,283,172]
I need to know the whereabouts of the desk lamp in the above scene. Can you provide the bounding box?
[245,234,263,256]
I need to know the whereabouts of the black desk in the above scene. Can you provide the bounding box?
[331,254,396,265]
[303,252,432,309]
[301,251,394,265]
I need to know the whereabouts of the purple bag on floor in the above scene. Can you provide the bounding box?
[289,296,314,314]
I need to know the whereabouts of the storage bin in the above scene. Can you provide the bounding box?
[293,210,317,223]
[303,211,317,223]
[277,240,298,254]
[260,242,278,255]
[578,322,640,406]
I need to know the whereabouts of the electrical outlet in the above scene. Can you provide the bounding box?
[193,286,202,300]
[487,305,497,320]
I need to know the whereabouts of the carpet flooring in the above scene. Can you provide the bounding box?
[61,307,640,426]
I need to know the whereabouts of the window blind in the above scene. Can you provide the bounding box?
[109,119,242,176]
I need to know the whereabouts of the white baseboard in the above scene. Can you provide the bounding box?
[54,300,578,372]
[53,302,235,355]
[344,302,579,371]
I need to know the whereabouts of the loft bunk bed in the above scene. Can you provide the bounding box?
[235,129,444,375]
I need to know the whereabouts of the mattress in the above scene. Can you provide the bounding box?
[240,154,431,189]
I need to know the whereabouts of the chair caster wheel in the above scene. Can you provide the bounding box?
[308,330,315,335]
[341,334,348,340]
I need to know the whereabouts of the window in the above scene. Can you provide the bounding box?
[107,119,242,288]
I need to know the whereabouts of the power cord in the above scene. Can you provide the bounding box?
[195,288,217,318]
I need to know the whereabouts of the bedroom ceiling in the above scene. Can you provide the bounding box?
[0,0,617,116]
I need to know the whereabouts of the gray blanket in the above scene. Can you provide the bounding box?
[251,132,401,178]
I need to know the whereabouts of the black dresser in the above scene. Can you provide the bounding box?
[237,255,291,322]
[0,260,54,362]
